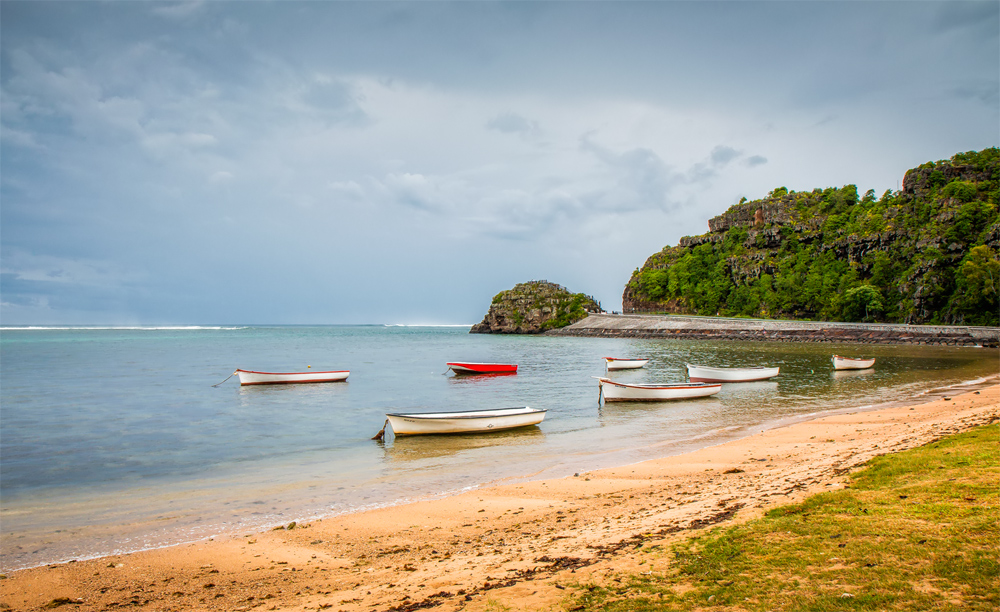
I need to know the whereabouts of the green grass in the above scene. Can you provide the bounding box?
[564,424,999,611]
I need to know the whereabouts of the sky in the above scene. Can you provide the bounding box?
[1,1,997,326]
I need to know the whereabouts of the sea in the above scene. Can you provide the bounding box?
[1,324,997,571]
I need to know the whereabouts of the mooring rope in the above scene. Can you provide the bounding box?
[372,419,390,441]
[592,376,604,404]
[212,371,237,387]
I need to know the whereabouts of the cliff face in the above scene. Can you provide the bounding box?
[623,148,1000,326]
[470,281,602,334]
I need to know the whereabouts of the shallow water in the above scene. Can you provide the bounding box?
[1,325,996,570]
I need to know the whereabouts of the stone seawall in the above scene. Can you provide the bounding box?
[546,314,1000,347]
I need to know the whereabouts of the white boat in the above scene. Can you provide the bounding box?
[596,377,722,402]
[375,406,546,437]
[831,355,875,370]
[686,364,779,383]
[235,368,349,385]
[604,357,649,371]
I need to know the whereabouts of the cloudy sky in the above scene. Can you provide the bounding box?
[2,1,997,325]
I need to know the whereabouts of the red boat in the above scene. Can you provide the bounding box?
[446,362,518,375]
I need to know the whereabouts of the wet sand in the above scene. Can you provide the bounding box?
[2,384,997,612]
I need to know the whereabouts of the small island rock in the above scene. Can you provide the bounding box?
[470,281,602,334]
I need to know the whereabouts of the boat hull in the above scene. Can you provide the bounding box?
[832,355,875,370]
[446,362,518,375]
[686,364,779,383]
[235,369,349,385]
[387,407,545,435]
[605,358,649,371]
[597,377,721,401]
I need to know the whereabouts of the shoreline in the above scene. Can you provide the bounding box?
[4,371,993,576]
[2,382,998,612]
[548,313,1000,346]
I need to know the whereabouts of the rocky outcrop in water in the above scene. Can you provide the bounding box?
[470,281,602,334]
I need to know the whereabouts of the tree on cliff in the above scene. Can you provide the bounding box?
[840,285,885,322]
[952,245,1000,325]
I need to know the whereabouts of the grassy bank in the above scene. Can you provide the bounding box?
[566,424,999,611]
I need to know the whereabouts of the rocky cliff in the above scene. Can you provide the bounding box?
[470,281,602,334]
[623,148,1000,326]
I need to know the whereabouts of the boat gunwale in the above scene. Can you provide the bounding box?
[386,407,545,420]
[596,377,721,390]
[236,368,350,376]
[445,362,517,367]
[685,364,776,372]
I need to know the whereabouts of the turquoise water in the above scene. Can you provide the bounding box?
[1,325,996,570]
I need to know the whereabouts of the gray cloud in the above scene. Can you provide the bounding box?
[931,1,999,35]
[952,81,1000,107]
[486,112,540,137]
[579,135,679,213]
[710,145,740,166]
[151,2,206,20]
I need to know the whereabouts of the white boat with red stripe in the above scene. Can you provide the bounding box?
[375,406,546,437]
[446,362,518,375]
[831,355,875,370]
[596,377,722,402]
[604,357,649,371]
[686,364,780,383]
[235,368,349,385]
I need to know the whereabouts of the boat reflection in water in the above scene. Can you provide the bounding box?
[381,426,545,463]
[831,367,877,380]
[714,380,780,393]
[446,371,518,385]
[598,397,724,425]
[236,378,350,406]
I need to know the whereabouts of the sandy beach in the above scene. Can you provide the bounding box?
[2,382,997,612]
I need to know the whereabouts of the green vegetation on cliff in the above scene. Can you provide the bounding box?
[625,148,1000,326]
